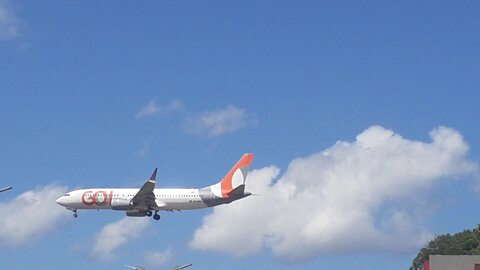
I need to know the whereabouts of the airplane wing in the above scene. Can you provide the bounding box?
[131,168,165,211]
[170,263,193,270]
[0,186,12,193]
[125,265,146,270]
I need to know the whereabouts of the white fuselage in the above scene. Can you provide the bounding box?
[58,188,209,211]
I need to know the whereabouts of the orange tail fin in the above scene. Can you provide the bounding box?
[210,153,254,198]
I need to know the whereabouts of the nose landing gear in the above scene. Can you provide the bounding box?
[72,209,78,218]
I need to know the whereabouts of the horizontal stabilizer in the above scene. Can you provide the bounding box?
[227,184,245,197]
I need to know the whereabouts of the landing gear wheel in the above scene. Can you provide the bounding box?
[146,210,152,217]
[153,213,160,221]
[72,209,78,218]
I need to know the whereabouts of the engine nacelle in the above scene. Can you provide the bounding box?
[126,209,146,217]
[111,198,131,211]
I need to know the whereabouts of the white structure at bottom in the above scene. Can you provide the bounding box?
[428,255,480,270]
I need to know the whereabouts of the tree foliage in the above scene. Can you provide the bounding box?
[410,225,480,270]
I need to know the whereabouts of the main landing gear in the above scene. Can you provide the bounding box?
[145,210,160,220]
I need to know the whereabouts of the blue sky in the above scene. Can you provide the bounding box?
[1,1,480,269]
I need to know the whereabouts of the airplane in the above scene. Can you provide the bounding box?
[56,153,253,220]
[125,263,192,270]
[0,186,12,193]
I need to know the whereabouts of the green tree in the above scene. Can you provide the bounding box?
[410,225,480,270]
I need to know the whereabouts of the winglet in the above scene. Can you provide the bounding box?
[150,168,158,181]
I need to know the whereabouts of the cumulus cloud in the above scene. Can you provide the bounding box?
[135,139,152,157]
[184,105,256,137]
[0,185,69,248]
[190,126,478,261]
[0,0,19,41]
[90,217,150,261]
[145,248,174,267]
[135,98,184,119]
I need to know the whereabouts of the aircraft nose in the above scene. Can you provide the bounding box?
[56,196,66,206]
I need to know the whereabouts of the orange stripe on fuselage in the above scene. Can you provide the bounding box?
[220,153,254,198]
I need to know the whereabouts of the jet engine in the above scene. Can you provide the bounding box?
[126,209,146,217]
[111,198,131,210]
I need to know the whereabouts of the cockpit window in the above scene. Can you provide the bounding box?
[63,193,70,197]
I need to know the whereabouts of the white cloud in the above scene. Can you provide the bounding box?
[145,248,174,267]
[136,99,159,119]
[191,167,280,257]
[190,126,478,261]
[135,139,151,157]
[0,185,70,248]
[184,105,255,137]
[0,0,19,41]
[90,217,150,261]
[135,98,184,119]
